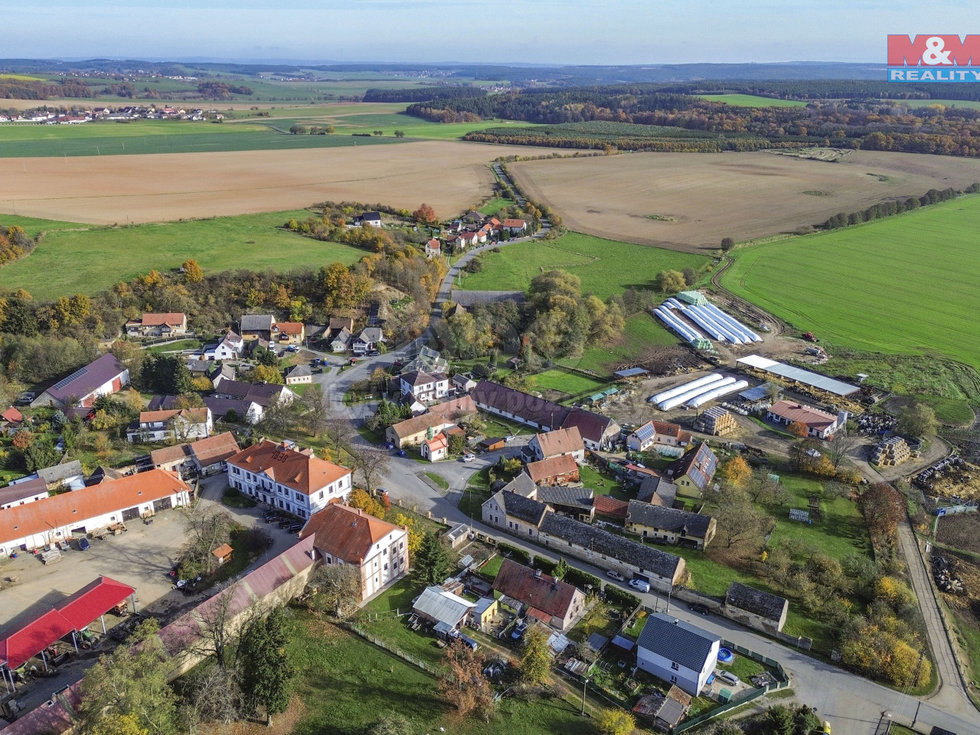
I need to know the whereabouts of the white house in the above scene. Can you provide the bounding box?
[0,477,49,510]
[626,420,692,454]
[421,432,449,462]
[399,370,450,403]
[125,312,188,338]
[285,365,313,386]
[126,407,213,443]
[636,613,720,696]
[0,470,190,556]
[300,504,409,601]
[203,330,244,361]
[226,440,352,519]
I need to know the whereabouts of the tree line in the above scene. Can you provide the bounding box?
[817,183,979,230]
[362,85,486,103]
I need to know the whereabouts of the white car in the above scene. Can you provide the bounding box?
[628,578,651,593]
[461,453,476,462]
[605,570,625,582]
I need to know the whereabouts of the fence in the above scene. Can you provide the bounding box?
[345,622,436,675]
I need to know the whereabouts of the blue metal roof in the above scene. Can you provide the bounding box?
[615,367,649,378]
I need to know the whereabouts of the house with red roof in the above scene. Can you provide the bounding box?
[526,454,580,486]
[31,353,130,409]
[300,503,409,600]
[272,321,305,345]
[226,440,352,518]
[492,559,586,631]
[425,238,441,258]
[527,426,585,463]
[502,218,527,235]
[421,431,450,462]
[125,312,187,338]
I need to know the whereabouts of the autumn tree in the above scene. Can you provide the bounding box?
[519,627,552,685]
[182,259,203,283]
[720,455,751,488]
[348,487,386,518]
[705,484,775,554]
[787,420,809,439]
[595,708,635,735]
[251,364,284,384]
[654,269,686,293]
[412,203,437,225]
[897,401,938,438]
[391,512,423,557]
[437,639,496,721]
[78,619,178,735]
[859,482,905,543]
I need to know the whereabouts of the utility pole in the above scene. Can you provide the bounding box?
[580,676,589,715]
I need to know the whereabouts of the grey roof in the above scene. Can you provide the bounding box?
[637,475,677,505]
[637,613,719,671]
[738,384,771,402]
[204,397,258,419]
[611,634,635,651]
[726,582,788,621]
[286,364,312,378]
[213,380,289,407]
[0,477,47,506]
[499,490,550,526]
[502,473,537,497]
[587,633,609,651]
[627,500,714,538]
[472,597,496,616]
[657,698,686,727]
[37,460,84,485]
[614,367,649,378]
[358,327,385,343]
[412,586,474,626]
[42,354,128,403]
[736,355,859,397]
[239,314,275,332]
[536,486,594,511]
[538,513,682,579]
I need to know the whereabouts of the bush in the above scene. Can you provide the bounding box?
[530,556,556,575]
[604,586,640,609]
[497,542,530,565]
[563,567,602,591]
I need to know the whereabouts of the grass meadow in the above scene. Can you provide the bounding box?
[0,210,365,300]
[699,94,808,107]
[723,194,980,372]
[459,232,708,300]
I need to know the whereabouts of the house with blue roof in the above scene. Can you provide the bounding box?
[636,613,720,696]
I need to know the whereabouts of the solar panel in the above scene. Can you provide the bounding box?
[52,366,88,391]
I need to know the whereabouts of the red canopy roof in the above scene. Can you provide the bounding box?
[0,576,134,670]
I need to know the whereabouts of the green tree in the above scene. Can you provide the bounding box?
[897,401,938,438]
[448,432,466,455]
[238,607,294,726]
[78,619,178,735]
[552,557,569,580]
[413,532,454,586]
[25,439,61,472]
[519,627,551,685]
[720,237,735,251]
[89,713,150,735]
[654,269,686,293]
[253,345,279,367]
[595,708,635,735]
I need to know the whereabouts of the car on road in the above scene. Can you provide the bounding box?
[505,435,515,442]
[628,578,651,593]
[366,349,380,357]
[689,603,710,616]
[605,570,625,582]
[461,453,476,462]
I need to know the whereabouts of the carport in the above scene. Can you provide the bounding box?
[0,576,135,692]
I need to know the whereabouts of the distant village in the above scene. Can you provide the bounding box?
[0,105,220,125]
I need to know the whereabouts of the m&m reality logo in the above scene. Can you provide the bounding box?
[887,35,980,81]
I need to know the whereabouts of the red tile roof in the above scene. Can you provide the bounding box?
[300,504,402,564]
[526,454,579,484]
[140,312,185,327]
[1,407,24,423]
[0,470,189,546]
[424,432,449,453]
[189,431,241,468]
[139,407,209,424]
[593,495,629,519]
[534,426,583,458]
[227,440,350,496]
[650,420,692,444]
[274,321,304,335]
[492,559,580,620]
[502,218,526,228]
[769,400,836,430]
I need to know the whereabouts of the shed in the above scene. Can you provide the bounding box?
[470,596,498,631]
[212,543,233,566]
[725,581,788,633]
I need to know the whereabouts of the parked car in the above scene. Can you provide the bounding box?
[717,670,740,686]
[77,537,90,551]
[628,578,651,593]
[689,603,710,616]
[510,621,528,640]
[461,453,476,462]
[605,570,625,582]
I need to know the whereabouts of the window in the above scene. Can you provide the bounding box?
[528,529,533,536]
[670,675,677,684]
[670,662,679,671]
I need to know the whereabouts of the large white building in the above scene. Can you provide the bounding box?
[300,504,409,600]
[636,613,720,696]
[0,469,190,555]
[226,440,352,519]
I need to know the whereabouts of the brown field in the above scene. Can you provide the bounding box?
[0,141,539,224]
[510,150,980,251]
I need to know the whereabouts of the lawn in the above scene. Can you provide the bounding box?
[424,471,449,491]
[479,197,516,215]
[699,94,808,108]
[145,339,203,354]
[529,368,608,398]
[723,195,980,373]
[459,231,709,300]
[0,210,366,300]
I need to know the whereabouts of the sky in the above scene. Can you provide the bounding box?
[2,0,977,65]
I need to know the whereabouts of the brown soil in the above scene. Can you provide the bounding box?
[0,141,540,224]
[509,150,980,252]
[199,697,306,735]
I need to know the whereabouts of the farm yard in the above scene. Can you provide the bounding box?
[722,194,980,373]
[508,150,980,252]
[0,139,542,225]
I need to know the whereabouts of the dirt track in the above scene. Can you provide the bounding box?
[0,141,540,224]
[510,150,980,252]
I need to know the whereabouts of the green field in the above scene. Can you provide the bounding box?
[723,195,980,373]
[529,368,608,397]
[0,210,365,300]
[0,103,537,157]
[561,312,681,375]
[699,94,808,108]
[458,232,708,300]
